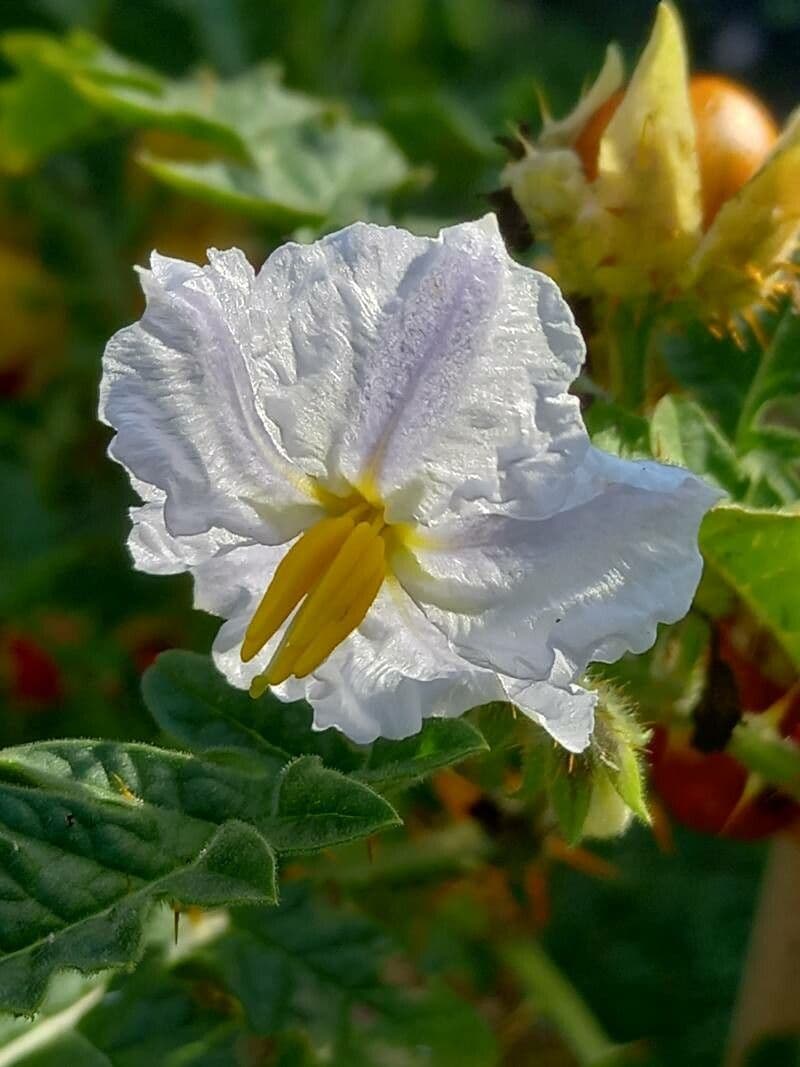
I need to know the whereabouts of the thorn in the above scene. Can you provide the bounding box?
[720,773,763,836]
[567,753,575,775]
[173,905,181,945]
[366,836,375,864]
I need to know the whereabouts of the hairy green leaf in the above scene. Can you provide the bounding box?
[143,649,358,771]
[358,718,488,787]
[264,756,401,853]
[144,651,488,789]
[0,736,396,1013]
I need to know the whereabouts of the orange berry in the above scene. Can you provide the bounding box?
[690,74,778,226]
[573,74,779,226]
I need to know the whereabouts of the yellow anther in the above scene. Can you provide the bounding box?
[246,505,391,693]
[264,522,379,684]
[292,558,386,678]
[241,515,356,662]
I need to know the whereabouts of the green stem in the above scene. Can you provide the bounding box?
[606,304,655,411]
[503,941,632,1066]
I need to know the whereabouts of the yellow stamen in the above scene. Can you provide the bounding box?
[245,504,390,694]
[292,552,386,678]
[241,515,356,662]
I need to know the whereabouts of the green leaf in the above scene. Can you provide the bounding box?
[0,804,274,1015]
[144,651,488,789]
[650,395,748,497]
[200,886,386,1036]
[76,60,329,153]
[0,30,410,228]
[140,121,409,227]
[0,30,151,170]
[143,649,359,771]
[0,58,95,173]
[264,756,401,853]
[519,726,554,801]
[0,971,105,1060]
[192,885,497,1066]
[0,736,397,1013]
[700,505,800,670]
[8,955,239,1067]
[0,31,325,161]
[737,306,800,457]
[736,305,800,503]
[358,718,488,788]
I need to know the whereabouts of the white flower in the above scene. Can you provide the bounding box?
[100,215,720,751]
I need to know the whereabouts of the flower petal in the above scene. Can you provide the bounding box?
[243,216,587,523]
[101,248,319,542]
[336,216,588,522]
[502,674,598,753]
[396,446,721,687]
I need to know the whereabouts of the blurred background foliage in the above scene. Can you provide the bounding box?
[1,1,799,1064]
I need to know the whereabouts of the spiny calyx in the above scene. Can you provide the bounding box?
[243,499,391,695]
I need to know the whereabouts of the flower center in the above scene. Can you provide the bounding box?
[243,495,392,695]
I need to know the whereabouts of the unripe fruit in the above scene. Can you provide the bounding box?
[573,74,779,226]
